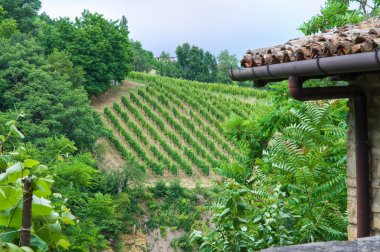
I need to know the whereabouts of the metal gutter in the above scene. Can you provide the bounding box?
[229,51,380,84]
[228,52,376,238]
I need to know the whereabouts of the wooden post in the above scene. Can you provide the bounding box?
[20,177,33,247]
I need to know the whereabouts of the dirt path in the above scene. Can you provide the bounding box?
[91,80,144,112]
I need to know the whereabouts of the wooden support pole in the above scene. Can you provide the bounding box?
[20,177,33,247]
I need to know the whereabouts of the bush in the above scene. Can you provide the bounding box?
[152,180,167,198]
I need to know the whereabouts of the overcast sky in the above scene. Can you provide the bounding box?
[40,0,326,58]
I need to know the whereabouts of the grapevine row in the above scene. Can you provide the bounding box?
[104,107,163,175]
[121,96,193,175]
[128,71,268,98]
[149,90,230,162]
[104,128,146,172]
[113,102,179,175]
[149,86,237,154]
[153,83,241,155]
[129,91,216,174]
[135,90,221,168]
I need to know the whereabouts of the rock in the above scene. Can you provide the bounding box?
[261,236,380,252]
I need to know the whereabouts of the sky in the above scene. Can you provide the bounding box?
[40,0,326,58]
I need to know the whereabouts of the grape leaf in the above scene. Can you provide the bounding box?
[6,163,29,183]
[57,238,70,250]
[32,196,53,216]
[23,159,40,169]
[33,176,54,198]
[0,186,23,210]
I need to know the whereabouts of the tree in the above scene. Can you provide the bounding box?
[175,43,218,82]
[216,50,238,84]
[0,0,41,34]
[175,43,191,79]
[298,0,380,35]
[187,45,204,80]
[0,6,19,39]
[39,10,133,96]
[202,51,217,83]
[0,36,102,150]
[47,49,85,88]
[130,40,154,72]
[155,51,182,78]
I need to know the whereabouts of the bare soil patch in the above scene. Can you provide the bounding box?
[97,138,125,171]
[91,80,143,112]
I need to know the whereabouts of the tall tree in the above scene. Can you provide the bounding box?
[39,10,133,96]
[0,37,102,149]
[155,51,182,78]
[0,6,18,38]
[130,40,154,72]
[0,0,41,33]
[175,43,217,82]
[202,51,217,83]
[175,42,191,79]
[216,50,238,84]
[187,45,204,80]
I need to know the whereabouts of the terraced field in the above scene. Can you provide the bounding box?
[98,72,267,183]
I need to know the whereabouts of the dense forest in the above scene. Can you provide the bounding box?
[0,0,378,251]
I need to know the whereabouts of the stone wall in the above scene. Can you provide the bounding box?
[261,235,380,252]
[347,74,380,239]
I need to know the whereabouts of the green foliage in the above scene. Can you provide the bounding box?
[192,176,344,251]
[193,97,348,251]
[0,0,41,34]
[0,36,102,150]
[39,10,133,95]
[0,118,75,251]
[63,221,108,252]
[260,101,348,242]
[47,49,85,88]
[152,180,167,198]
[154,51,182,78]
[299,0,366,35]
[130,40,154,72]
[81,193,123,237]
[146,180,206,251]
[175,43,218,82]
[32,136,146,251]
[0,6,19,39]
[216,50,239,84]
[172,234,193,252]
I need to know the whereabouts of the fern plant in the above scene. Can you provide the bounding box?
[192,99,349,251]
[260,100,348,242]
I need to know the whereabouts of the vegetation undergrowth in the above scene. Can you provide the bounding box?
[0,0,358,251]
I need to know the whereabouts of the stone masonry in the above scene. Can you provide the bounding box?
[348,74,380,239]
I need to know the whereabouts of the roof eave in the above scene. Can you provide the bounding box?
[229,51,380,86]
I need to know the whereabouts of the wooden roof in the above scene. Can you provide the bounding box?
[241,18,380,68]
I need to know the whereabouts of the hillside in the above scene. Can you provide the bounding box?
[95,72,268,187]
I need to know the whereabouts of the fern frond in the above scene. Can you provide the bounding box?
[272,162,296,174]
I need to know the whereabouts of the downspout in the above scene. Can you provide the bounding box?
[289,76,370,238]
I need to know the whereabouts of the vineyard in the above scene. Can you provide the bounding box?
[100,72,268,182]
